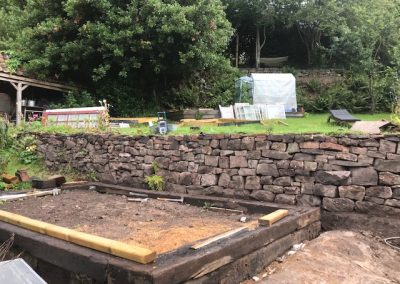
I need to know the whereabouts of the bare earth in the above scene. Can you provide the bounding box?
[0,190,260,254]
[246,230,400,284]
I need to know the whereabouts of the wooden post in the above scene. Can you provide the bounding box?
[10,82,29,125]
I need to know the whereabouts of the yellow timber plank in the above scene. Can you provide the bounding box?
[0,210,156,264]
[258,209,289,227]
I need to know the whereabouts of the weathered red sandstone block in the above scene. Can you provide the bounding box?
[320,142,348,152]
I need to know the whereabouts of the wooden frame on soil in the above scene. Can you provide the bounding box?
[0,182,321,283]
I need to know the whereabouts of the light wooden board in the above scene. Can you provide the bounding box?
[0,210,156,264]
[258,209,289,227]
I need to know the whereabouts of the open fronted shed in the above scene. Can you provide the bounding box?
[0,54,75,124]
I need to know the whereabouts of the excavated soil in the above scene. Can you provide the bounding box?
[0,189,261,253]
[244,230,400,284]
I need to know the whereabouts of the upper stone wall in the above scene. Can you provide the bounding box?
[36,133,400,216]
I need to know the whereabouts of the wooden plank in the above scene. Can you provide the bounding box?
[191,227,247,250]
[0,210,156,264]
[258,209,289,227]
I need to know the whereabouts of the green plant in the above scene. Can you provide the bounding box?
[151,161,160,174]
[0,182,7,191]
[0,155,9,174]
[11,181,32,191]
[202,202,214,210]
[86,170,98,182]
[145,175,164,191]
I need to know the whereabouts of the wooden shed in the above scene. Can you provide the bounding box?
[0,53,75,124]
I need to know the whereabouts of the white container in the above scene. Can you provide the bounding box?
[21,100,27,106]
[27,100,36,107]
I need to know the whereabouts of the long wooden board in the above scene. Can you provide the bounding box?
[258,209,289,227]
[0,210,156,264]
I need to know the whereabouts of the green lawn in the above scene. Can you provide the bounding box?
[18,113,394,137]
[171,113,393,135]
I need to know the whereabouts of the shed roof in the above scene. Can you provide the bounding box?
[0,53,75,92]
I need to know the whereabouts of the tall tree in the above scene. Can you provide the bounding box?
[9,0,234,113]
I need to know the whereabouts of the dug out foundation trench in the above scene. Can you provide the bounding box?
[0,183,320,283]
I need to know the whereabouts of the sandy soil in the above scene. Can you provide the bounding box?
[245,230,400,284]
[0,190,260,254]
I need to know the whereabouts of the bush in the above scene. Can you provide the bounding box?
[145,175,164,191]
[298,72,398,113]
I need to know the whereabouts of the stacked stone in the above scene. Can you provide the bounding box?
[36,133,400,215]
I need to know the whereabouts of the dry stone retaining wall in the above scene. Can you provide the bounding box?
[36,133,400,216]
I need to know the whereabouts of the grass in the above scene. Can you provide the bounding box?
[13,113,394,137]
[168,113,393,135]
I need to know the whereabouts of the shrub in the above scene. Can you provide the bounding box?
[145,175,164,191]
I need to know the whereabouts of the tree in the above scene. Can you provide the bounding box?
[8,0,235,114]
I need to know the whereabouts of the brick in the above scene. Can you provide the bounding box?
[336,153,357,162]
[351,167,378,186]
[238,168,256,176]
[250,190,275,202]
[375,159,400,173]
[204,156,219,167]
[273,177,292,186]
[315,171,350,185]
[313,184,337,197]
[261,150,291,160]
[275,194,296,205]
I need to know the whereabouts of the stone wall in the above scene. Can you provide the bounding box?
[36,133,400,215]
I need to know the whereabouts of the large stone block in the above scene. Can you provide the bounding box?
[218,173,230,187]
[320,142,348,152]
[264,185,284,194]
[273,176,292,186]
[296,194,321,207]
[241,137,255,150]
[201,174,218,186]
[379,172,400,185]
[287,142,299,154]
[219,156,230,169]
[275,194,296,205]
[245,176,261,190]
[271,142,287,152]
[238,168,256,176]
[228,176,244,189]
[293,153,314,161]
[379,139,397,153]
[338,185,365,201]
[336,153,357,162]
[260,176,273,185]
[256,164,279,177]
[322,197,354,212]
[299,141,319,149]
[229,156,248,168]
[204,155,219,167]
[375,159,400,173]
[385,199,400,208]
[313,184,337,197]
[250,190,275,202]
[351,167,378,185]
[261,150,291,160]
[315,171,350,185]
[365,186,392,199]
[284,186,300,195]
